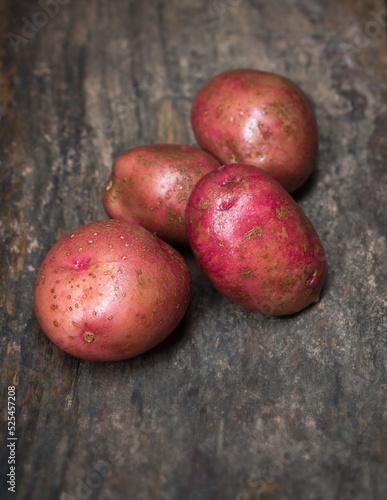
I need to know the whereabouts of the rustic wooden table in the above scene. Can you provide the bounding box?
[1,1,387,499]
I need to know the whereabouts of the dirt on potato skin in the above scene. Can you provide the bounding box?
[191,69,318,193]
[186,163,326,316]
[34,220,192,362]
[103,144,220,246]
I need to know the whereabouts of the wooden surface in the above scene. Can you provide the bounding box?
[1,0,387,499]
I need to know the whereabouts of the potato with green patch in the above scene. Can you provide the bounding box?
[103,144,220,246]
[186,163,326,316]
[33,219,192,361]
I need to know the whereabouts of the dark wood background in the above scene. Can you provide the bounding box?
[1,0,387,499]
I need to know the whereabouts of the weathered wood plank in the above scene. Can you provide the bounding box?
[1,0,387,499]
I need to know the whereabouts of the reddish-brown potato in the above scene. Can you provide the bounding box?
[186,164,326,316]
[191,69,318,193]
[103,144,220,246]
[33,220,192,361]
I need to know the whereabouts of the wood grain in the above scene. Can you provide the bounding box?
[1,0,387,499]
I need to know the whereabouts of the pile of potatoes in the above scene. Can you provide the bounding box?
[34,69,326,362]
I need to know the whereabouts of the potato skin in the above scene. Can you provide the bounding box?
[103,144,220,246]
[33,220,192,361]
[186,164,326,316]
[191,69,318,193]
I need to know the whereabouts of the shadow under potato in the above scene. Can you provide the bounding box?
[291,163,320,203]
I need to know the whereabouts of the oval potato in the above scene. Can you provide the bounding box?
[186,163,326,316]
[103,144,220,246]
[191,69,318,193]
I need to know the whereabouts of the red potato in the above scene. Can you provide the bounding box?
[33,220,192,361]
[191,69,318,193]
[186,164,326,316]
[103,144,220,246]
